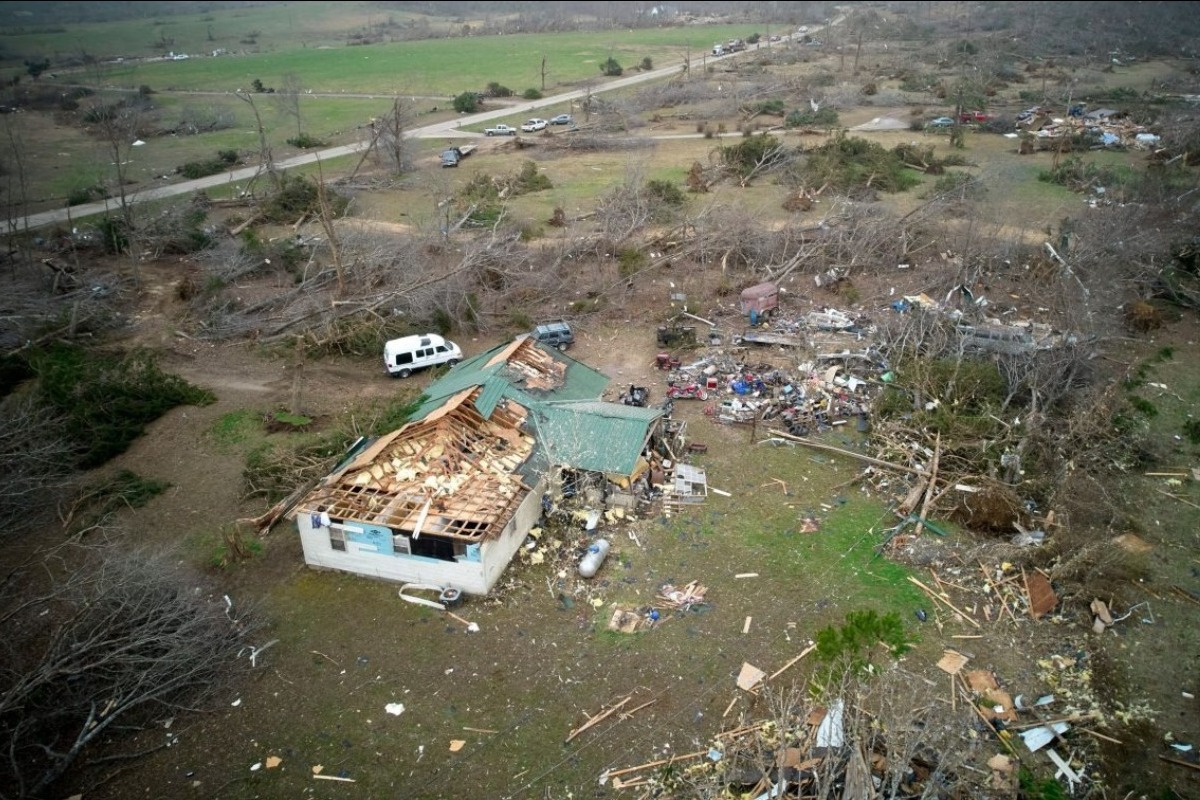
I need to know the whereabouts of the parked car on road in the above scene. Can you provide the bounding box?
[927,116,955,129]
[550,114,574,126]
[521,118,548,132]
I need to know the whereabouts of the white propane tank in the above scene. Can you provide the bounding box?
[578,539,610,578]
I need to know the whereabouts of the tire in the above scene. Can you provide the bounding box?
[698,389,709,401]
[556,342,568,352]
[397,368,412,378]
[447,359,461,367]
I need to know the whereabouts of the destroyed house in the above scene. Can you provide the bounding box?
[292,335,663,594]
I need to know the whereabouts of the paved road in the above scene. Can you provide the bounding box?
[6,30,822,233]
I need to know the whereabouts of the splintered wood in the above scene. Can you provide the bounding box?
[658,581,707,609]
[497,339,568,391]
[294,388,534,542]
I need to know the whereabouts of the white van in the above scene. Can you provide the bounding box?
[383,333,463,377]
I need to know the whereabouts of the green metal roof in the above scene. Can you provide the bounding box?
[411,337,610,422]
[527,402,662,476]
[407,337,659,478]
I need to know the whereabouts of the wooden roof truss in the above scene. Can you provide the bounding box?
[496,338,567,391]
[305,393,535,542]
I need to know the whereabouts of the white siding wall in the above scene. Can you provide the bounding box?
[295,481,545,595]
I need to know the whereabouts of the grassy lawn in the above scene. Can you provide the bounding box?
[33,24,775,97]
[148,408,937,799]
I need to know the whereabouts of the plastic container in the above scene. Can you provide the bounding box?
[578,538,611,578]
[439,587,463,608]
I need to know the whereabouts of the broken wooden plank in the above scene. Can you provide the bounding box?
[908,576,982,629]
[565,695,631,743]
[619,699,657,720]
[914,432,941,536]
[1024,569,1057,618]
[604,748,710,779]
[765,429,926,475]
[768,644,817,681]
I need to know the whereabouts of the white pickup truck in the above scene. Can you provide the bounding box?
[485,123,518,136]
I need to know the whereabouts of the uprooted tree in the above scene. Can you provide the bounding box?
[0,545,263,798]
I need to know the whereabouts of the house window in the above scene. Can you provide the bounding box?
[330,528,346,551]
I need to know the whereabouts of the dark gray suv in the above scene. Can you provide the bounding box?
[531,321,574,351]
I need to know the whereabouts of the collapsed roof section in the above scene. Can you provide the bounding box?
[294,335,666,540]
[299,387,535,542]
[527,401,664,478]
[412,334,610,423]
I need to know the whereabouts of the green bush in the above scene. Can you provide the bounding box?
[898,73,937,92]
[645,179,684,206]
[512,160,553,194]
[639,57,653,71]
[793,132,921,194]
[67,469,169,535]
[756,99,787,116]
[260,173,348,224]
[925,171,984,200]
[485,82,513,97]
[616,248,647,278]
[67,184,107,206]
[177,149,240,179]
[785,107,839,127]
[452,91,480,113]
[31,345,215,468]
[600,57,623,77]
[96,215,130,254]
[286,133,328,149]
[521,88,542,100]
[720,134,785,178]
[814,609,911,677]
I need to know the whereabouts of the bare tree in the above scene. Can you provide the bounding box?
[361,96,417,175]
[88,94,150,286]
[236,90,279,191]
[0,545,262,798]
[593,163,656,243]
[0,394,75,535]
[276,72,304,139]
[1,115,33,269]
